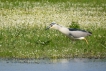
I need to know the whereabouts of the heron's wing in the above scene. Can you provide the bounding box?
[69,28,92,34]
[68,28,91,38]
[69,28,87,32]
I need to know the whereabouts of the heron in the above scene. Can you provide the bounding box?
[46,23,92,44]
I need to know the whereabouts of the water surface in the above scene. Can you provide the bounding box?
[0,58,106,71]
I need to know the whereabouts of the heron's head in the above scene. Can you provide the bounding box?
[46,23,58,30]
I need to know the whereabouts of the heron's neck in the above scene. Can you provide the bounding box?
[55,25,68,34]
[54,25,63,30]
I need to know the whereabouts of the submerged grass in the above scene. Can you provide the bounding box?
[0,0,106,59]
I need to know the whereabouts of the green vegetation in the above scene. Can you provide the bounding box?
[0,0,106,59]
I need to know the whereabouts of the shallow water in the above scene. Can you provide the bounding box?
[0,58,106,71]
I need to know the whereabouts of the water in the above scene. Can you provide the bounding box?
[0,58,106,71]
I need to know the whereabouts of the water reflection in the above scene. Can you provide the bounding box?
[0,58,106,71]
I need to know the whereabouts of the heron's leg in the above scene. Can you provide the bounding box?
[84,38,88,44]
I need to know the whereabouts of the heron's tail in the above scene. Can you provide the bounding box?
[88,31,92,36]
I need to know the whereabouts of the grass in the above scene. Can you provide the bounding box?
[0,0,106,59]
